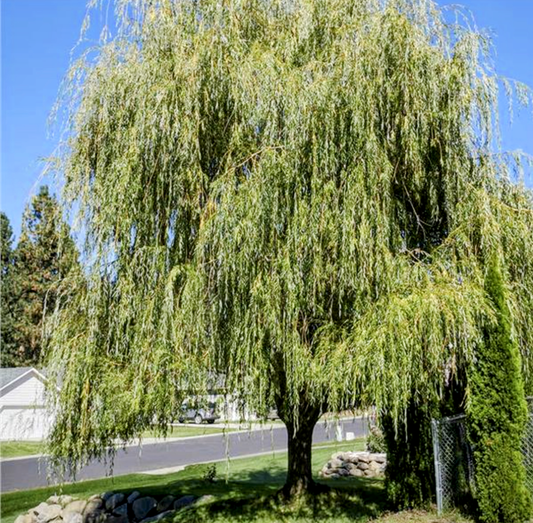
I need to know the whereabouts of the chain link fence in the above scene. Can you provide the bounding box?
[432,407,533,514]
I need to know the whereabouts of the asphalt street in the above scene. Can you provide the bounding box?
[0,418,366,493]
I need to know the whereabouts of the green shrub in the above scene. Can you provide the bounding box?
[467,256,531,523]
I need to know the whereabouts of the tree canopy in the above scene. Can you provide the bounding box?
[46,0,533,492]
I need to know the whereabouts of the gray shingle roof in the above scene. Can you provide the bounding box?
[0,367,36,390]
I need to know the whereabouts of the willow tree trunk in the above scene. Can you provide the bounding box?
[275,395,324,498]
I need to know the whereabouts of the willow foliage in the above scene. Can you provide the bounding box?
[46,0,533,470]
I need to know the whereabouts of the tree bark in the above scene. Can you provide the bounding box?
[275,394,326,498]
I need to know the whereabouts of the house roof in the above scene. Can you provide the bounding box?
[0,367,47,391]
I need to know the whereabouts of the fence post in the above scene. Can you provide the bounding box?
[431,418,443,515]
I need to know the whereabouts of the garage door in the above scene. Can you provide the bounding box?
[0,406,50,440]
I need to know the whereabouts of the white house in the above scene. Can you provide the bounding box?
[0,367,53,440]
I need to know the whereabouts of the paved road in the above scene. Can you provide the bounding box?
[0,419,366,492]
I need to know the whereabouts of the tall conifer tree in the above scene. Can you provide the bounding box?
[14,186,78,365]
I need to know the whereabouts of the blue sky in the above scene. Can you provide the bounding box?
[1,0,532,240]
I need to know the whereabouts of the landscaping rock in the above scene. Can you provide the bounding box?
[321,451,387,480]
[64,500,87,515]
[112,504,128,518]
[101,493,115,503]
[63,512,83,523]
[85,510,106,523]
[127,492,140,505]
[132,497,157,521]
[30,503,50,515]
[84,500,104,514]
[106,494,125,512]
[36,504,62,523]
[15,515,37,523]
[156,496,174,513]
[173,496,196,510]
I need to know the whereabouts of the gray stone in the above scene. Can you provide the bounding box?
[327,458,343,469]
[358,462,369,471]
[84,500,104,515]
[156,496,174,513]
[64,500,87,515]
[132,497,157,521]
[173,496,196,510]
[363,469,375,477]
[337,468,350,477]
[15,515,37,523]
[31,503,51,515]
[36,504,63,523]
[139,511,174,523]
[84,510,106,523]
[101,493,115,503]
[113,505,128,518]
[350,468,364,477]
[356,452,371,463]
[63,513,83,523]
[344,463,357,472]
[328,473,340,479]
[373,453,387,464]
[106,494,126,512]
[127,492,140,505]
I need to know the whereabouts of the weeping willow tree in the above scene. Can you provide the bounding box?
[46,0,533,500]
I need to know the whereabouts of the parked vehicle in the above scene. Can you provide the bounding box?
[178,402,220,424]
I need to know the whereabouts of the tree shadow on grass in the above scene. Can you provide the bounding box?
[107,466,386,522]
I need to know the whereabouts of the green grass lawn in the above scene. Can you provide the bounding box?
[0,438,472,523]
[0,441,46,459]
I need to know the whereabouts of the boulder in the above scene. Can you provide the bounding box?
[173,496,196,510]
[30,503,50,515]
[36,504,62,523]
[64,500,87,515]
[139,511,174,523]
[132,497,157,521]
[327,458,343,469]
[358,462,369,471]
[112,504,128,518]
[15,515,37,523]
[373,453,387,464]
[84,510,106,523]
[369,461,381,471]
[63,513,83,523]
[106,494,126,512]
[84,500,104,515]
[356,452,371,463]
[156,496,174,513]
[127,492,141,505]
[47,496,74,507]
[350,468,363,477]
[101,493,115,503]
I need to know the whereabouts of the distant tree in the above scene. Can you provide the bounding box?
[13,186,78,366]
[46,0,533,504]
[1,212,19,366]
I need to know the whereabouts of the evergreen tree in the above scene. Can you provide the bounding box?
[1,212,19,366]
[13,186,78,366]
[467,256,531,522]
[45,0,533,502]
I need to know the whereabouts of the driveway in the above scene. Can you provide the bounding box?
[0,418,366,492]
